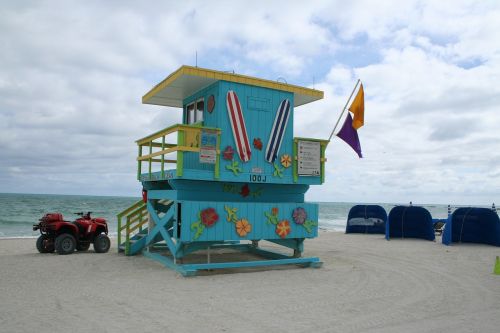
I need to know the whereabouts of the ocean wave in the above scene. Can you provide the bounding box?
[0,236,38,239]
[0,219,36,226]
[319,218,346,232]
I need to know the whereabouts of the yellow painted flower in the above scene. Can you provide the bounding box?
[235,219,252,237]
[280,154,292,168]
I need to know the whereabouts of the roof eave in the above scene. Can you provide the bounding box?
[142,65,324,108]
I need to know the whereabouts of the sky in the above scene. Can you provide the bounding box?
[0,0,499,205]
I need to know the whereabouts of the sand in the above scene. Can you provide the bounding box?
[0,232,499,333]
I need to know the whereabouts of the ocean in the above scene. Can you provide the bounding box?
[0,193,457,238]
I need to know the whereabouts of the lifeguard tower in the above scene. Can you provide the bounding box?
[117,66,328,275]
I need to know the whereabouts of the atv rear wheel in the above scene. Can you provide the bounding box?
[76,242,90,251]
[36,235,55,253]
[93,234,110,253]
[55,233,76,255]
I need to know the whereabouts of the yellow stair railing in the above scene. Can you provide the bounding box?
[136,124,221,181]
[117,200,148,255]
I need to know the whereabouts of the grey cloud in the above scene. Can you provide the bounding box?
[429,117,480,141]
[397,87,500,116]
[1,1,499,205]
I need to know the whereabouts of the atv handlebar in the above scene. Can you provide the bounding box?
[74,212,92,218]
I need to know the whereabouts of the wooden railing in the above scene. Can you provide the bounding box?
[117,200,148,255]
[136,124,221,180]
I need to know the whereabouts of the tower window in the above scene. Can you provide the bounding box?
[186,98,204,124]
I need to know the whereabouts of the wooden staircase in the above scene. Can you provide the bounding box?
[117,199,173,255]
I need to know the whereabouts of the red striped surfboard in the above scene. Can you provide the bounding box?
[226,90,252,162]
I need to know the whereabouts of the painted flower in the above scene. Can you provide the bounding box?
[280,154,292,168]
[276,220,291,239]
[200,208,219,227]
[292,207,307,225]
[223,146,234,160]
[272,207,279,216]
[240,184,250,197]
[236,219,252,237]
[253,138,263,150]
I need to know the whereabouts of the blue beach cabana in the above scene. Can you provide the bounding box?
[345,205,387,234]
[442,207,500,246]
[386,206,435,241]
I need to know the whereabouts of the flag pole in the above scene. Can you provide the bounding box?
[327,79,361,142]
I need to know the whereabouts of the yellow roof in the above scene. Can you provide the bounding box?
[142,65,324,108]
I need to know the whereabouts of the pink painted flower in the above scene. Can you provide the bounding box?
[223,146,234,160]
[240,184,250,197]
[292,207,307,225]
[200,208,219,227]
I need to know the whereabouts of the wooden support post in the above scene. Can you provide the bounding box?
[147,210,153,251]
[138,210,143,233]
[177,130,184,177]
[161,135,165,179]
[148,141,153,180]
[293,139,298,183]
[125,216,131,255]
[137,145,142,180]
[215,131,221,179]
[117,216,122,249]
[320,143,326,184]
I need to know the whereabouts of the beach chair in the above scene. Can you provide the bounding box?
[433,220,445,236]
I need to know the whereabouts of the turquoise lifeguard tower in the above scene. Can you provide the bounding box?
[117,66,328,275]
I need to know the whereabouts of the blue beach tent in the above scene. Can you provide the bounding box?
[442,207,500,246]
[346,205,387,234]
[386,206,435,241]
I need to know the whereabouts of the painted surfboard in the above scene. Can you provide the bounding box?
[265,99,291,163]
[226,90,251,162]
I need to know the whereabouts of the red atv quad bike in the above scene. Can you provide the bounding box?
[33,212,110,255]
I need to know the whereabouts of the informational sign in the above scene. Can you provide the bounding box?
[199,130,217,164]
[297,140,321,176]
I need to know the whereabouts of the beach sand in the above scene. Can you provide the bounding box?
[1,232,499,333]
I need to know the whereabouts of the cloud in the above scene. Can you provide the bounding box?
[428,117,480,141]
[0,0,499,205]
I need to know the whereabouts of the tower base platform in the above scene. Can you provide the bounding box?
[142,241,322,276]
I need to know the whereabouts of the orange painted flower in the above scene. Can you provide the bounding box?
[236,219,252,237]
[272,207,278,216]
[280,154,292,168]
[276,220,291,239]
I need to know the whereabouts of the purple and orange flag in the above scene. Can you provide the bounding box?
[349,84,364,130]
[337,113,363,158]
[337,84,364,158]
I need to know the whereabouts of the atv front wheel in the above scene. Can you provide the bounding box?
[93,234,110,253]
[76,242,90,251]
[36,235,55,253]
[55,233,76,255]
